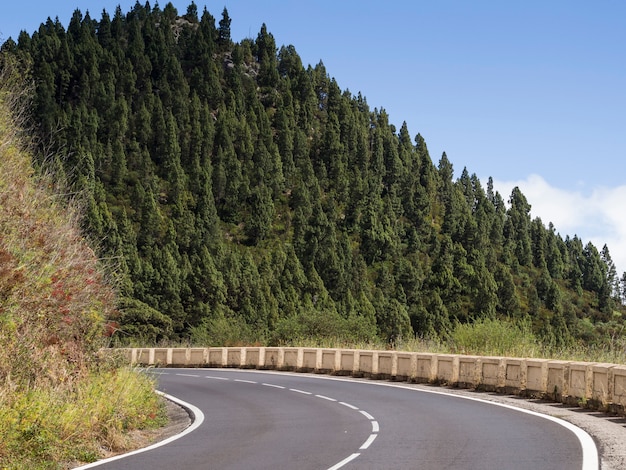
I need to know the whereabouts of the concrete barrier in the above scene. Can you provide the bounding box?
[121,346,626,416]
[320,349,338,374]
[503,358,524,393]
[612,365,626,414]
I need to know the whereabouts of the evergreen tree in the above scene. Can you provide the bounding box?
[8,2,624,346]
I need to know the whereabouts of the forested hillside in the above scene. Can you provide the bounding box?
[2,1,624,348]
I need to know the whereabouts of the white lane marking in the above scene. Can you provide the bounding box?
[339,401,359,410]
[262,383,285,389]
[190,368,598,469]
[176,373,200,378]
[272,372,597,470]
[360,434,378,450]
[145,370,381,470]
[343,380,599,470]
[73,391,204,469]
[315,394,337,402]
[327,452,361,470]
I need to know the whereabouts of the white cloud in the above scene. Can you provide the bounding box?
[490,174,626,275]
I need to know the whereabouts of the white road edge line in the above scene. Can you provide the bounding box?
[360,433,378,450]
[72,390,205,469]
[210,368,599,470]
[327,452,361,470]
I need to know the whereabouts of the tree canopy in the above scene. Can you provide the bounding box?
[2,1,624,347]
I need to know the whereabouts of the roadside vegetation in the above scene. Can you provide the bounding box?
[177,314,626,365]
[1,1,624,465]
[0,57,164,470]
[5,2,624,355]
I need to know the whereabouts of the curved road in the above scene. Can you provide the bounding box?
[81,368,597,469]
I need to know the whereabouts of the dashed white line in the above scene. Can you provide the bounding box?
[153,371,381,470]
[315,394,337,402]
[262,383,285,389]
[339,401,359,410]
[360,434,378,450]
[327,453,361,470]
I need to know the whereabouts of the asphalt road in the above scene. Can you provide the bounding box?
[84,368,596,470]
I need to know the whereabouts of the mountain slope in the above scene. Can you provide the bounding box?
[2,2,624,348]
[0,54,164,469]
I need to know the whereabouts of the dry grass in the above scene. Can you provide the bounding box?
[0,54,164,469]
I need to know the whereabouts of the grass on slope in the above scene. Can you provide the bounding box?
[0,55,165,469]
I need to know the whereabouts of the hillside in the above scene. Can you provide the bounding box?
[0,56,164,469]
[2,1,624,350]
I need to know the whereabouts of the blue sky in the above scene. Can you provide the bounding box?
[2,1,626,272]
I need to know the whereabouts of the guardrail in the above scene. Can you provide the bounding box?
[119,347,626,415]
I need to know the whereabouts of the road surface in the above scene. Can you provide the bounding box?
[81,368,596,469]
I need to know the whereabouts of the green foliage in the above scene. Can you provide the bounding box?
[0,63,163,468]
[269,308,377,346]
[4,1,625,352]
[450,317,539,357]
[0,368,164,469]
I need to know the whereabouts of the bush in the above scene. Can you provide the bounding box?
[449,317,539,357]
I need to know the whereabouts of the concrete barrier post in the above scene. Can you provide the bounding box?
[189,348,207,366]
[208,347,226,367]
[436,354,459,385]
[567,362,594,406]
[592,363,615,409]
[502,358,525,393]
[302,348,320,372]
[171,348,188,366]
[153,348,169,366]
[263,347,283,370]
[415,353,436,383]
[356,350,376,377]
[338,349,357,376]
[376,351,395,379]
[396,352,416,382]
[229,347,247,367]
[611,365,626,414]
[243,347,263,368]
[525,359,548,396]
[320,349,338,373]
[546,361,570,402]
[458,355,480,388]
[282,348,302,370]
